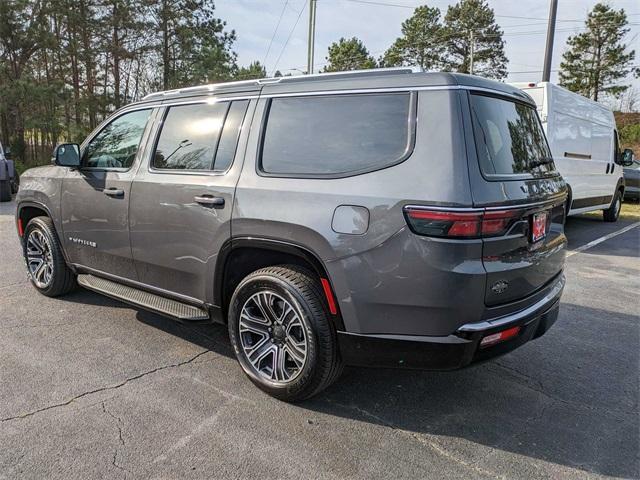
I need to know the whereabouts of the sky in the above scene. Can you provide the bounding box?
[215,0,640,106]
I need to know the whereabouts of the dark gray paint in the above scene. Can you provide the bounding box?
[16,70,566,339]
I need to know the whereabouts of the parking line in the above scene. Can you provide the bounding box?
[566,222,640,257]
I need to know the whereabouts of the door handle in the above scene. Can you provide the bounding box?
[103,188,124,197]
[194,195,225,207]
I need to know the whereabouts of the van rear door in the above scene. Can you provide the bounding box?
[465,91,567,306]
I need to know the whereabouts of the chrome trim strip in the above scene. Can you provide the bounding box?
[403,204,483,213]
[404,197,565,213]
[72,264,205,307]
[457,274,565,332]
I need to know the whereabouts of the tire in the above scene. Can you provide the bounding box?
[23,216,76,297]
[603,189,622,222]
[0,179,10,202]
[228,265,343,402]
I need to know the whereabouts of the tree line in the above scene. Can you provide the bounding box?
[0,0,637,169]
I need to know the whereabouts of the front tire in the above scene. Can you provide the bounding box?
[603,190,622,222]
[228,265,343,402]
[23,217,76,297]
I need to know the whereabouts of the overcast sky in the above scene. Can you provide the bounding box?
[216,0,639,102]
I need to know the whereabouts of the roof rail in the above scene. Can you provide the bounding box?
[142,67,423,101]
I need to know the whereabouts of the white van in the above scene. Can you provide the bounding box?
[512,82,632,222]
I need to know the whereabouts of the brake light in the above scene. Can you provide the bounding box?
[404,207,522,239]
[480,326,521,348]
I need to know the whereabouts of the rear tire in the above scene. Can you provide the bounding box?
[228,265,343,402]
[0,179,10,202]
[23,217,76,297]
[603,190,622,222]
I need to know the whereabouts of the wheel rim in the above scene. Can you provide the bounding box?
[239,291,308,384]
[615,197,621,216]
[26,229,54,288]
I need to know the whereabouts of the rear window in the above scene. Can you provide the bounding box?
[470,93,555,177]
[260,93,413,177]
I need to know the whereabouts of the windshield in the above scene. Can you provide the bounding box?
[470,93,555,177]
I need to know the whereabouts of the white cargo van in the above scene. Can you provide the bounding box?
[512,82,634,222]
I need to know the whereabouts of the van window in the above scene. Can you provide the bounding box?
[260,93,412,176]
[153,102,228,170]
[470,93,555,177]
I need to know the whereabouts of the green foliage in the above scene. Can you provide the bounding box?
[324,37,377,72]
[236,61,267,80]
[381,6,443,70]
[441,0,507,79]
[559,3,636,101]
[620,124,640,146]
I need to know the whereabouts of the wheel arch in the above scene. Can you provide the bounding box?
[215,237,344,330]
[17,201,72,265]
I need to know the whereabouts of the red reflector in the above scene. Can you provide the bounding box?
[17,218,24,237]
[480,326,521,348]
[320,278,338,315]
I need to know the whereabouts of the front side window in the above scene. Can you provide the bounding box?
[470,93,555,177]
[260,93,413,176]
[84,109,151,169]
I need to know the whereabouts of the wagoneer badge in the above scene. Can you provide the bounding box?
[491,280,509,294]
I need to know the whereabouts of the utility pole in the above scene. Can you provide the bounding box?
[307,0,317,74]
[542,0,558,82]
[469,30,474,75]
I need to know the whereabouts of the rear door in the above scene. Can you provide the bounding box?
[129,96,253,303]
[465,91,567,306]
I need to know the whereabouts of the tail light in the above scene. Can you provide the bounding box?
[403,207,522,239]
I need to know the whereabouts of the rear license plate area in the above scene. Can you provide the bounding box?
[531,211,548,243]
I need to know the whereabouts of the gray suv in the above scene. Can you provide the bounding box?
[15,69,567,401]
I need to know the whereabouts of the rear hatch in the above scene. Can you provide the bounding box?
[466,90,567,306]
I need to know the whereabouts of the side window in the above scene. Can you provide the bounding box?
[260,93,413,177]
[214,100,249,172]
[83,109,151,169]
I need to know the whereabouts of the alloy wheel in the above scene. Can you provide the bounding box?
[239,291,308,383]
[26,229,54,288]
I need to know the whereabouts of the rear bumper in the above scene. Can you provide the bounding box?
[338,274,564,370]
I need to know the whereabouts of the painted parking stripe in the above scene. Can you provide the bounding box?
[566,222,640,257]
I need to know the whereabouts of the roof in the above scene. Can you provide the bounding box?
[138,68,533,106]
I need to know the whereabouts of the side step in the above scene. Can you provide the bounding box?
[77,274,209,321]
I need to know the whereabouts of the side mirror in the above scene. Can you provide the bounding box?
[620,148,634,167]
[53,143,80,167]
[3,147,11,159]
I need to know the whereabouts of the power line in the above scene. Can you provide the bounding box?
[263,0,289,66]
[271,0,308,75]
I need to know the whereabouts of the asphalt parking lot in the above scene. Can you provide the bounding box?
[0,198,638,480]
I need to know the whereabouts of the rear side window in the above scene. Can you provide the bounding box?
[152,100,248,171]
[260,93,413,177]
[470,93,555,177]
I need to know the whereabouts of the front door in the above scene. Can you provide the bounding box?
[129,98,252,303]
[61,108,154,280]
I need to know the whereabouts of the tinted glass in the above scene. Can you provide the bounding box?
[470,94,554,176]
[153,103,228,170]
[84,109,151,169]
[214,100,249,171]
[261,93,411,176]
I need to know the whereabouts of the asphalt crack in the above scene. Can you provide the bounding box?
[102,401,129,479]
[0,350,210,423]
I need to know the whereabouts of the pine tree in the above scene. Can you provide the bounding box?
[559,3,636,101]
[236,61,267,80]
[381,6,443,70]
[324,37,376,72]
[441,0,507,79]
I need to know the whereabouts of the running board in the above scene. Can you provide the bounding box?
[77,274,209,321]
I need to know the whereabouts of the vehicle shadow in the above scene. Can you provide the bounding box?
[61,291,638,477]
